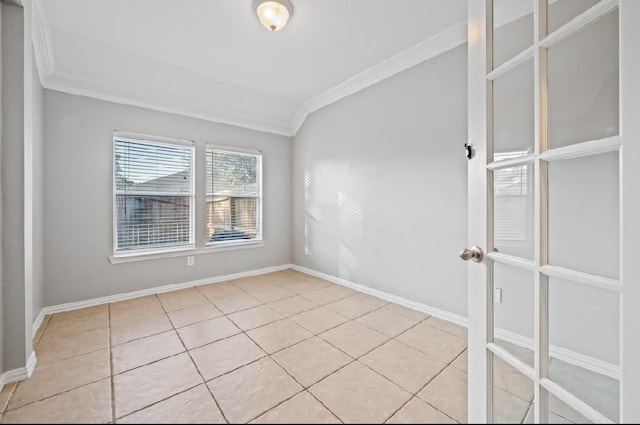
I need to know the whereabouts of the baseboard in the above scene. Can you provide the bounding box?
[495,328,620,380]
[37,264,292,319]
[1,351,38,386]
[291,264,468,328]
[292,263,619,380]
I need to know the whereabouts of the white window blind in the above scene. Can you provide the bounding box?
[494,151,531,243]
[114,136,194,253]
[206,147,262,244]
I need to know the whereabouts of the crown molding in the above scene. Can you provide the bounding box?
[42,72,295,136]
[31,0,55,83]
[290,20,467,134]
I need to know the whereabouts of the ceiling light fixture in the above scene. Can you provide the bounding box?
[254,0,293,32]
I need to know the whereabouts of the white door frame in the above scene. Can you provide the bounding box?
[467,0,640,422]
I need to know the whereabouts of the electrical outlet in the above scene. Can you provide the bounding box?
[493,287,502,303]
[187,256,195,266]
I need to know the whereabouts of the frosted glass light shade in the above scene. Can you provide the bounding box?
[256,0,292,32]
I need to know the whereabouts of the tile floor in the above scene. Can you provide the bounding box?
[0,269,530,424]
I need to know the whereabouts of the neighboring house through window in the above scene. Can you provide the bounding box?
[206,146,262,244]
[114,134,195,254]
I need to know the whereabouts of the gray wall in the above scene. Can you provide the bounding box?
[32,48,44,322]
[43,91,291,306]
[1,2,26,371]
[292,45,469,317]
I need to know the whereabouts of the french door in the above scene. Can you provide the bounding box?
[466,0,640,423]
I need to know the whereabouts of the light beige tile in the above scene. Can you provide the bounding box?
[208,292,261,314]
[246,319,312,354]
[279,280,328,295]
[109,302,166,327]
[324,296,378,319]
[251,391,339,424]
[248,285,295,304]
[356,309,418,338]
[417,366,468,423]
[424,316,468,339]
[309,362,411,423]
[45,311,108,338]
[452,349,468,372]
[0,383,16,413]
[114,353,202,417]
[111,313,173,346]
[196,281,236,296]
[494,356,534,402]
[32,316,51,349]
[208,357,302,424]
[320,321,388,358]
[360,340,447,393]
[157,288,209,312]
[117,384,224,424]
[50,304,108,321]
[8,349,110,410]
[493,386,531,424]
[230,275,266,289]
[300,285,355,305]
[112,330,185,374]
[228,305,284,331]
[291,307,348,334]
[382,303,431,322]
[387,397,457,424]
[167,303,222,328]
[2,379,111,424]
[273,337,351,387]
[110,295,160,311]
[177,316,240,350]
[190,333,266,381]
[269,296,317,316]
[397,322,467,363]
[37,328,109,366]
[351,292,389,307]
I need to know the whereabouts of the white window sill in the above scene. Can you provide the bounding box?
[109,240,266,264]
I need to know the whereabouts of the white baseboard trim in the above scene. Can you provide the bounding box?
[1,351,38,386]
[290,264,468,328]
[36,264,292,320]
[495,328,620,380]
[292,264,619,380]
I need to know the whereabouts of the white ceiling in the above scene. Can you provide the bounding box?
[34,0,467,135]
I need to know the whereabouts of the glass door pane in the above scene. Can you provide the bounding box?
[548,0,601,34]
[493,165,534,259]
[547,152,619,278]
[492,353,534,423]
[548,277,620,422]
[493,60,535,162]
[493,263,535,367]
[548,9,619,149]
[493,0,533,68]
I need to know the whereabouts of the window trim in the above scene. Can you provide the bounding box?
[205,145,264,248]
[112,132,196,257]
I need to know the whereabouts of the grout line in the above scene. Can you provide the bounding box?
[381,341,467,424]
[155,295,230,424]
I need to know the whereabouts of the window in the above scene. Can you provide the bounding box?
[114,134,194,254]
[206,147,262,245]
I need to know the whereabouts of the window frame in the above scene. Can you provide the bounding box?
[112,132,196,257]
[205,144,263,248]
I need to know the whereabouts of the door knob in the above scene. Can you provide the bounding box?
[459,246,484,262]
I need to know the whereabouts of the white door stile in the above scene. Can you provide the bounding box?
[467,0,490,421]
[620,0,640,422]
